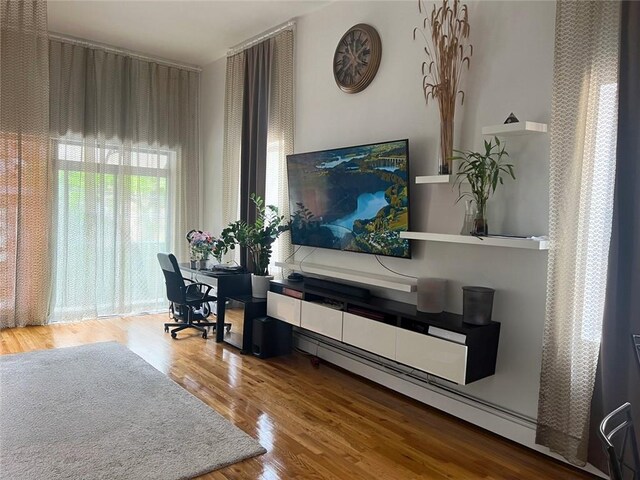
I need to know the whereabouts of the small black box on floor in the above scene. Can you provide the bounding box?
[252,317,293,359]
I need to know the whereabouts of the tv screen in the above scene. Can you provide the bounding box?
[287,139,410,259]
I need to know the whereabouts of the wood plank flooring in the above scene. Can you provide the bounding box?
[0,314,597,480]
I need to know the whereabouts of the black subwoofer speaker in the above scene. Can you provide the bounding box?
[252,317,293,359]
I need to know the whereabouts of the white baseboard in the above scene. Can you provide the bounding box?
[294,331,605,478]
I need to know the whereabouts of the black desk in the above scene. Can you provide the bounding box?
[179,265,251,342]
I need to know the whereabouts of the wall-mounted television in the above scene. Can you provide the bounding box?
[287,139,410,259]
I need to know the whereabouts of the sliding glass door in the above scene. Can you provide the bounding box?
[51,140,172,322]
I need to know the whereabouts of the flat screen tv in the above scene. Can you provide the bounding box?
[287,139,410,259]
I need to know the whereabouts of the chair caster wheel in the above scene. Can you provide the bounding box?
[164,326,169,333]
[171,332,177,339]
[202,332,207,339]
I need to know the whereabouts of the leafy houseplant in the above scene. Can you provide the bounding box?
[213,193,289,277]
[453,137,514,236]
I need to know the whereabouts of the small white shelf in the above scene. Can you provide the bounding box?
[482,121,547,136]
[399,232,549,250]
[415,174,467,185]
[275,261,417,293]
[416,174,454,184]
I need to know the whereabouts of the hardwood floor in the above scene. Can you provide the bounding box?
[0,314,596,480]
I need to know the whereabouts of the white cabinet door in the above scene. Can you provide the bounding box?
[266,292,301,326]
[300,302,343,341]
[342,313,396,360]
[395,329,468,384]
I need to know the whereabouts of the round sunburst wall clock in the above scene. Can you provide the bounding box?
[333,23,382,94]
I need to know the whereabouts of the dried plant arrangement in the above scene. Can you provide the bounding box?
[414,0,473,174]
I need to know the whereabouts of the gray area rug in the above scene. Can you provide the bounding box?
[0,342,265,480]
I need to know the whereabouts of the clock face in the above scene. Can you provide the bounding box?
[333,24,381,94]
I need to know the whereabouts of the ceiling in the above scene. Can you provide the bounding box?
[47,1,329,67]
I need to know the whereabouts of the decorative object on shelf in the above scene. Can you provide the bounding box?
[504,113,520,124]
[214,194,289,298]
[417,278,447,313]
[186,229,216,266]
[414,0,472,175]
[460,199,477,235]
[333,23,382,94]
[452,136,514,236]
[462,286,495,325]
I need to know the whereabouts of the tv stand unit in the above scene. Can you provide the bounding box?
[267,279,500,385]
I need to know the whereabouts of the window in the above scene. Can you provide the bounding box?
[52,140,173,321]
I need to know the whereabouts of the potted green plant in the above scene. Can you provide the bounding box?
[213,194,289,298]
[453,136,514,236]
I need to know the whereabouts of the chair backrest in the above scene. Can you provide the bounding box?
[599,402,640,480]
[157,253,187,305]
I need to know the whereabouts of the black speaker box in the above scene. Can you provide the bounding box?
[252,317,293,359]
[304,276,370,299]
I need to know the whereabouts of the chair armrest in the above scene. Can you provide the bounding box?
[186,282,215,298]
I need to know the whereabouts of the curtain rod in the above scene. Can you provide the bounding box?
[48,32,202,73]
[226,20,295,57]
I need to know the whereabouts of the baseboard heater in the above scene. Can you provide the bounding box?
[293,329,536,428]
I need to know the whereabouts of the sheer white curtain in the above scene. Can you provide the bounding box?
[0,0,53,328]
[49,40,200,322]
[536,0,620,465]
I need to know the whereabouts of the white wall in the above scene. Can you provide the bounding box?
[200,0,556,423]
[293,0,555,420]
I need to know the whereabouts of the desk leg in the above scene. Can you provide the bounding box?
[241,316,252,354]
[216,296,226,343]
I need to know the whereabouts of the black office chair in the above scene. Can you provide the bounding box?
[157,252,219,339]
[598,402,640,480]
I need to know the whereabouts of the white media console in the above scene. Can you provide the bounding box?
[266,278,500,385]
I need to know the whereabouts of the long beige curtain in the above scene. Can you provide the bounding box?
[222,28,294,273]
[537,0,620,465]
[222,51,245,237]
[49,40,200,322]
[0,0,53,329]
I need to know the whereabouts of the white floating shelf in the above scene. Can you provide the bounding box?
[482,121,548,136]
[415,174,468,185]
[275,261,417,293]
[416,174,454,184]
[400,232,549,250]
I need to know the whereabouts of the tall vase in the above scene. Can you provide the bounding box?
[439,109,454,175]
[460,200,476,236]
[473,201,488,236]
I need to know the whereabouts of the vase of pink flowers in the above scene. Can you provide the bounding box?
[186,229,216,269]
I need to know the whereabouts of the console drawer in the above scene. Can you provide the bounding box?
[266,291,301,326]
[342,313,396,360]
[395,329,468,384]
[300,302,343,341]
